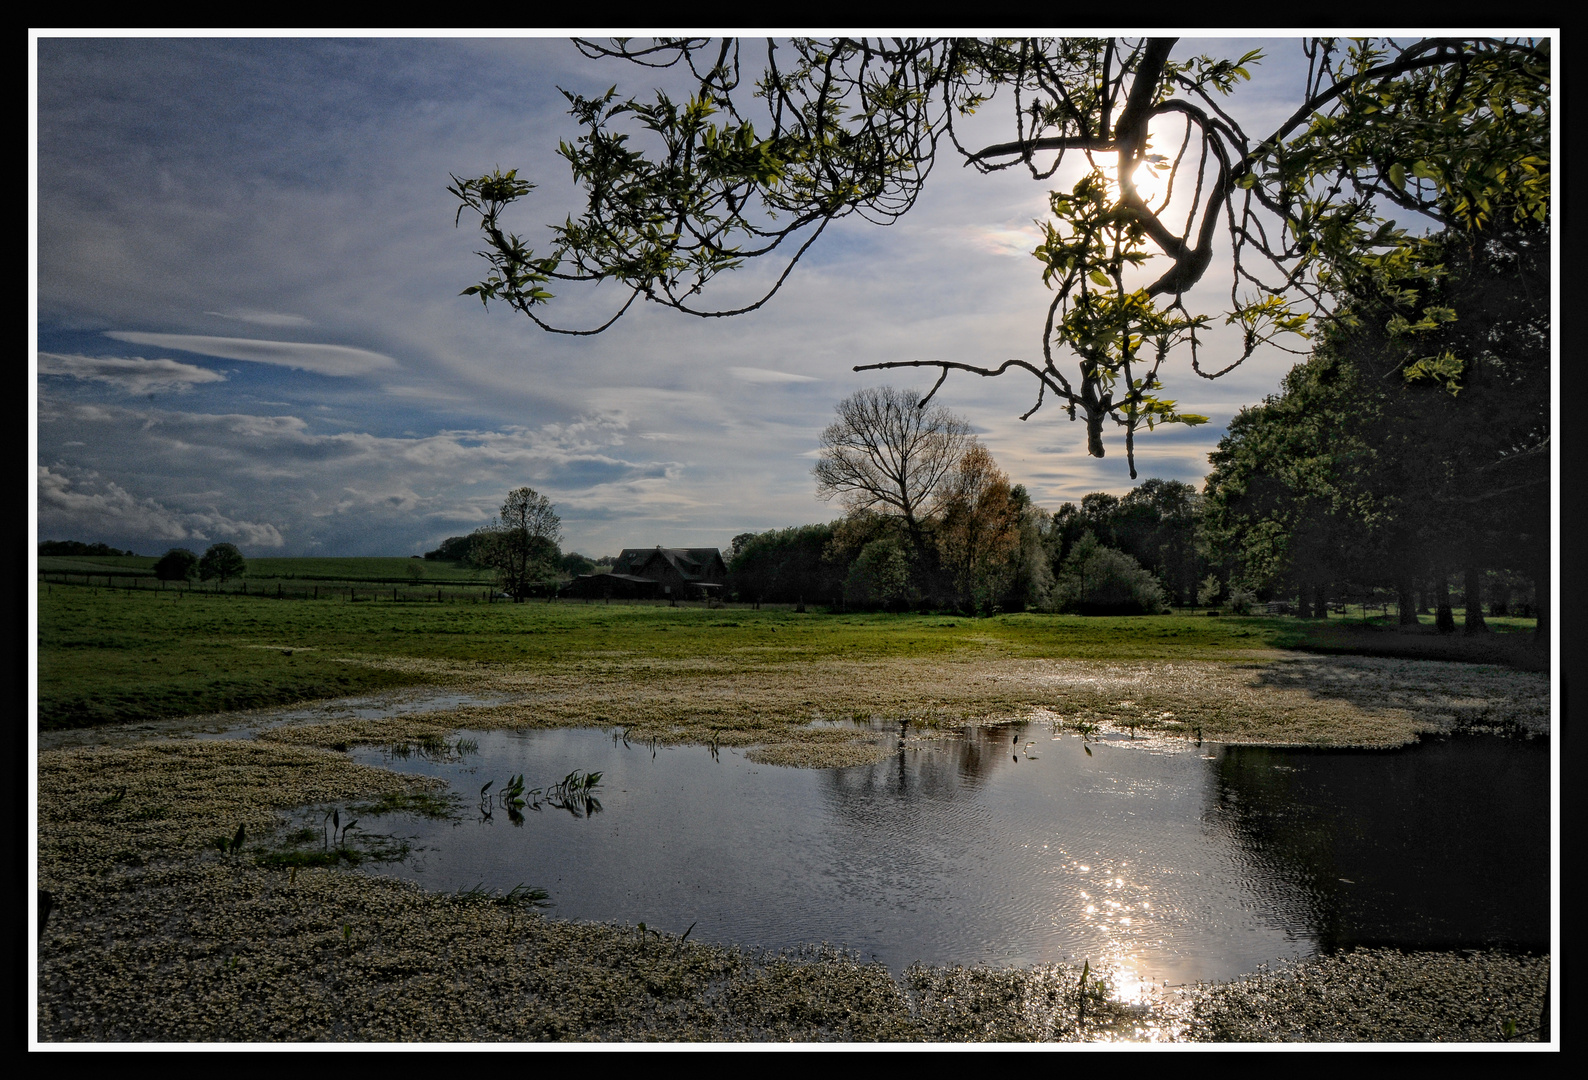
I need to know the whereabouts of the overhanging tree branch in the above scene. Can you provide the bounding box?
[452,36,1549,466]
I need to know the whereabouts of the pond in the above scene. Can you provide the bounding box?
[328,722,1548,995]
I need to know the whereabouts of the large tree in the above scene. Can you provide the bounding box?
[934,444,1023,613]
[197,543,246,584]
[476,487,564,601]
[1203,214,1548,632]
[451,37,1548,474]
[813,385,971,543]
[152,547,198,583]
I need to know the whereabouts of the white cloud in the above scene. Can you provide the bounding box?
[104,332,398,377]
[382,384,469,401]
[33,38,1324,557]
[36,400,708,553]
[729,366,821,383]
[966,224,1046,258]
[37,465,285,548]
[36,352,226,394]
[203,309,314,328]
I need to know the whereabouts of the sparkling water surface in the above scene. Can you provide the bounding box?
[337,724,1547,989]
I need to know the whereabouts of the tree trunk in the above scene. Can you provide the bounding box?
[1463,564,1488,634]
[1313,583,1328,619]
[1085,408,1105,458]
[1396,574,1417,626]
[1296,585,1313,619]
[1434,570,1456,633]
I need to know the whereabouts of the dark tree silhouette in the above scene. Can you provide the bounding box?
[197,543,245,584]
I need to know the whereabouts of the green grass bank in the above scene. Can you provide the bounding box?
[38,579,1542,734]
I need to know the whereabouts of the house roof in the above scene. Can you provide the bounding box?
[612,547,725,582]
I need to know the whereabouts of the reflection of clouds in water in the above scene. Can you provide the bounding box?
[336,725,1544,987]
[815,726,1301,984]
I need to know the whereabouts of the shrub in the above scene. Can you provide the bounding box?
[153,548,199,582]
[1049,535,1167,615]
[1227,585,1257,615]
[1197,573,1223,607]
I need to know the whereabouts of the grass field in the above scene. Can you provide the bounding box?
[36,578,1544,732]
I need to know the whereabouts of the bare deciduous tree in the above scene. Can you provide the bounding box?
[476,486,563,601]
[813,387,971,541]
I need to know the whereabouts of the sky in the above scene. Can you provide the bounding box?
[33,34,1380,559]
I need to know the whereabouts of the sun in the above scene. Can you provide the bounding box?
[1100,152,1172,211]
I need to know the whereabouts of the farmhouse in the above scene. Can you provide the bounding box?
[566,546,727,601]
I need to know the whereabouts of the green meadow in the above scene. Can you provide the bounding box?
[36,574,1542,731]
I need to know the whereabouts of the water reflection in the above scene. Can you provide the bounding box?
[343,724,1547,988]
[1206,739,1548,953]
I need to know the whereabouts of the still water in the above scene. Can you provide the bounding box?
[340,724,1548,991]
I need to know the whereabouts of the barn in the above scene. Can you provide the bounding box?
[565,546,727,601]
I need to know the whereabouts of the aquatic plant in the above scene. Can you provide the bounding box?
[1075,960,1110,1031]
[480,768,605,822]
[322,808,360,852]
[454,881,552,911]
[384,734,478,762]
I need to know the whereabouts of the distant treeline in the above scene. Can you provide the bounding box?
[723,479,1191,616]
[723,467,1538,620]
[425,533,605,581]
[39,540,140,557]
